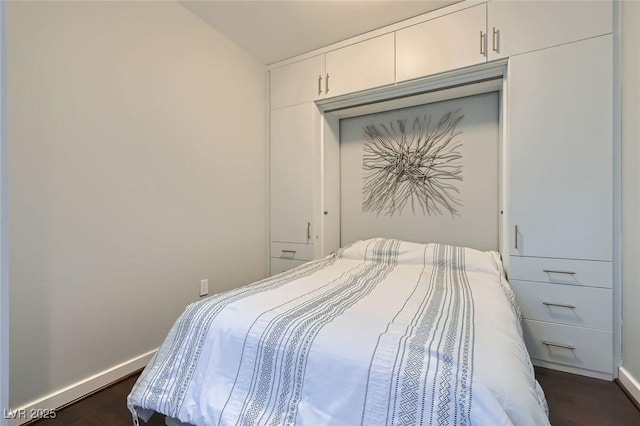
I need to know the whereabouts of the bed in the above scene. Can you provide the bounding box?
[128,238,550,425]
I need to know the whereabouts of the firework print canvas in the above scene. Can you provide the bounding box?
[340,92,500,251]
[127,239,549,426]
[362,109,464,217]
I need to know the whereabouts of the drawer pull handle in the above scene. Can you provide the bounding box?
[318,75,323,95]
[543,302,576,309]
[480,31,486,55]
[281,250,296,254]
[542,340,576,350]
[543,269,576,275]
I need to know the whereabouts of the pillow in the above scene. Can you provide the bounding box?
[336,238,431,265]
[336,238,502,278]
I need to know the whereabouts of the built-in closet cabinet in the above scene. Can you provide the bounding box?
[268,33,394,274]
[396,3,487,83]
[268,2,618,380]
[507,35,614,379]
[487,0,612,60]
[270,103,319,273]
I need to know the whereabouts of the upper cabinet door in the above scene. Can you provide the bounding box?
[488,0,612,60]
[396,4,487,83]
[325,33,395,98]
[270,55,325,109]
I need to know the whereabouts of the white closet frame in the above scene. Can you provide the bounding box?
[315,62,507,258]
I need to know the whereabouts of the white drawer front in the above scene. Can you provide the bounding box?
[270,242,314,261]
[509,256,612,288]
[512,281,612,330]
[522,320,613,374]
[270,258,309,276]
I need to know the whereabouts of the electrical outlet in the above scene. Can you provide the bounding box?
[199,279,209,297]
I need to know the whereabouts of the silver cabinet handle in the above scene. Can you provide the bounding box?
[318,75,323,95]
[480,31,486,55]
[307,222,311,239]
[325,73,330,94]
[543,269,576,275]
[492,27,499,52]
[281,249,296,259]
[542,340,575,350]
[514,225,519,249]
[543,302,576,309]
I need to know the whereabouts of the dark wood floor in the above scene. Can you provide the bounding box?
[29,374,164,426]
[535,367,640,426]
[31,367,640,425]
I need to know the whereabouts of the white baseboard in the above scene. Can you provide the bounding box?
[531,359,614,381]
[619,366,640,406]
[5,348,157,426]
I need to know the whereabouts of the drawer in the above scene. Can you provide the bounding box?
[271,242,314,261]
[270,258,309,276]
[511,280,612,330]
[509,256,612,288]
[522,319,613,374]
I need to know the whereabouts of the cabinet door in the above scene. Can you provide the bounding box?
[488,0,612,60]
[270,55,325,109]
[396,4,487,83]
[270,103,317,244]
[325,33,394,98]
[509,35,612,261]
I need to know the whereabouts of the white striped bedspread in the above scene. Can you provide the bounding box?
[128,238,550,426]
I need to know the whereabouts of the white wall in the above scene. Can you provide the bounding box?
[0,1,8,424]
[7,0,268,410]
[621,0,640,395]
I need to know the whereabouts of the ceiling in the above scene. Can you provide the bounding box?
[181,1,459,65]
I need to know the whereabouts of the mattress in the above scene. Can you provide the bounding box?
[128,238,549,425]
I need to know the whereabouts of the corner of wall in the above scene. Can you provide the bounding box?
[618,367,640,407]
[0,0,8,424]
[621,0,640,389]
